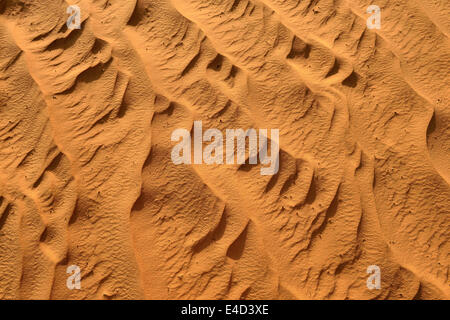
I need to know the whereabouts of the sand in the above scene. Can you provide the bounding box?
[0,0,448,300]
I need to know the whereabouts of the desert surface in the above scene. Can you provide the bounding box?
[0,0,449,300]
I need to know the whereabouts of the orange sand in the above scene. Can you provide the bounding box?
[0,0,448,299]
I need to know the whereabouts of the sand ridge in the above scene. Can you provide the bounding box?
[0,0,448,299]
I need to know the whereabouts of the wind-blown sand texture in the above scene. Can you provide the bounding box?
[0,0,449,300]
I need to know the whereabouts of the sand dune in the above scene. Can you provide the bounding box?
[0,0,448,299]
